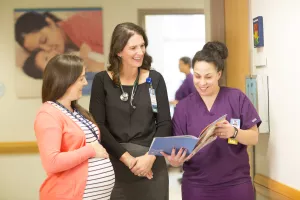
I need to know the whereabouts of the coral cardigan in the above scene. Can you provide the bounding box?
[34,102,97,200]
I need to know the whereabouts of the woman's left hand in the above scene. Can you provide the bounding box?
[131,154,156,178]
[214,120,235,139]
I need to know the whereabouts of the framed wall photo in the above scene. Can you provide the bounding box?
[253,16,264,48]
[14,7,104,98]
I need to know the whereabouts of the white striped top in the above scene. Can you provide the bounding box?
[49,102,115,200]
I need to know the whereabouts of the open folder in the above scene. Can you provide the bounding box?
[149,114,227,157]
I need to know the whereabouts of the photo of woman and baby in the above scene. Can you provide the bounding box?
[14,8,104,97]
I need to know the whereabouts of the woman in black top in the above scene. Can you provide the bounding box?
[89,22,172,200]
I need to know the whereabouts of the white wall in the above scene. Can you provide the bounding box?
[0,0,207,199]
[250,0,300,190]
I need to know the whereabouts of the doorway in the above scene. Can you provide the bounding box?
[138,9,205,116]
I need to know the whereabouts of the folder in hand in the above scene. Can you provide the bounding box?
[148,114,227,157]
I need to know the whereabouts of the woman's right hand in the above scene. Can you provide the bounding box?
[89,140,109,159]
[120,152,153,179]
[120,152,137,169]
[161,148,192,167]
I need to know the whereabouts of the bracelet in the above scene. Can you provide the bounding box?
[232,127,239,138]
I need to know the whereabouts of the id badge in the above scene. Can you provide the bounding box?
[228,138,238,145]
[228,118,240,145]
[230,118,241,129]
[149,88,158,113]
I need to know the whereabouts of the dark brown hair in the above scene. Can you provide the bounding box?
[42,54,96,124]
[15,11,61,50]
[180,56,192,68]
[107,22,152,85]
[192,41,228,72]
[22,48,43,79]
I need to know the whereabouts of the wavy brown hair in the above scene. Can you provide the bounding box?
[108,22,152,85]
[42,54,96,124]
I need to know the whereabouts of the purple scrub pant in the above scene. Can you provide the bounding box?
[182,181,255,200]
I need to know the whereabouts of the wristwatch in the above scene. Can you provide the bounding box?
[232,127,239,138]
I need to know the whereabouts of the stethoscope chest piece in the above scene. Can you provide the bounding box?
[120,92,129,101]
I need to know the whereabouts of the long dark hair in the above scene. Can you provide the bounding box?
[192,41,228,72]
[107,22,152,85]
[42,54,96,124]
[23,48,43,79]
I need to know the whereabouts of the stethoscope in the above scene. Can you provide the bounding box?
[118,68,140,109]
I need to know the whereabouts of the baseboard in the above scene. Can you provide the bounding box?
[254,174,300,199]
[0,141,38,154]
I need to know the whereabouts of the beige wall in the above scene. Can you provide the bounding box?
[0,155,46,200]
[1,0,204,142]
[0,0,207,199]
[250,0,300,190]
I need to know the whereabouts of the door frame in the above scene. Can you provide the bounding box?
[138,9,204,30]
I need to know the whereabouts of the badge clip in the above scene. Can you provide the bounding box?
[146,77,158,113]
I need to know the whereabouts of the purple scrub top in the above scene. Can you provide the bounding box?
[175,73,196,101]
[173,87,261,188]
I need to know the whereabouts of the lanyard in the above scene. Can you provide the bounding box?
[55,101,99,142]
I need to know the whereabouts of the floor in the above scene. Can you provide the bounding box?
[168,167,292,200]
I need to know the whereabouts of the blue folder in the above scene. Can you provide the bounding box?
[148,114,227,156]
[148,136,199,156]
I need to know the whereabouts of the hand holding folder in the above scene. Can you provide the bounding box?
[148,114,227,158]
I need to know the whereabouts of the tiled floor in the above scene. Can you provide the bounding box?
[168,167,291,200]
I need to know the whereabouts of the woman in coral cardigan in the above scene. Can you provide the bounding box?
[34,54,115,200]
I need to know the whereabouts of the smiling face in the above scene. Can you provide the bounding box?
[118,33,145,69]
[193,61,221,96]
[63,67,88,101]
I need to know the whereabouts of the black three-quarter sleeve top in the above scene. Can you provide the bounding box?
[89,70,172,159]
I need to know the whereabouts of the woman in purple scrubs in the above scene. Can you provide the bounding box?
[162,41,261,200]
[170,56,196,105]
